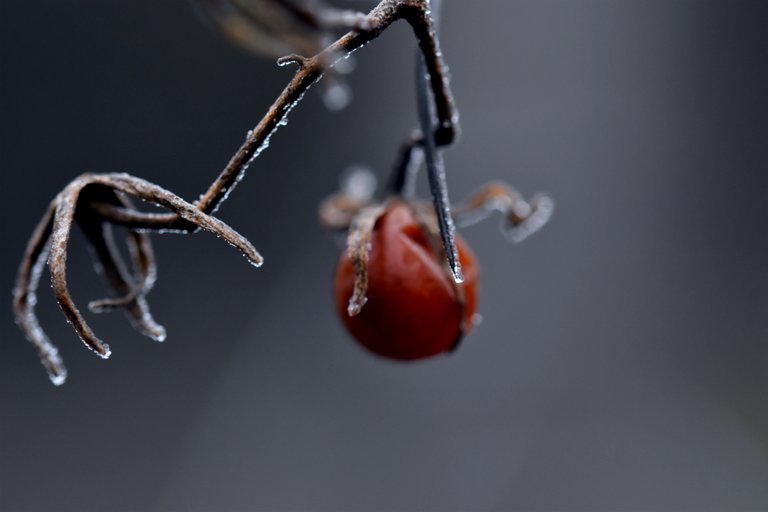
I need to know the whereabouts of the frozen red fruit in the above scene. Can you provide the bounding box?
[334,201,478,360]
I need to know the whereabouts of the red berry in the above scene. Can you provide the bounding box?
[334,201,479,360]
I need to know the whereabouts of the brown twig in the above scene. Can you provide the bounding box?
[91,0,455,230]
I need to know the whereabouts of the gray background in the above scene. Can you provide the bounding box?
[1,1,767,511]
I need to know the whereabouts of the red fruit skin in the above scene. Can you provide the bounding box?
[334,201,479,360]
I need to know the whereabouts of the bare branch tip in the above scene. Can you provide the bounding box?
[49,370,67,386]
[247,251,264,268]
[451,265,464,284]
[277,54,310,68]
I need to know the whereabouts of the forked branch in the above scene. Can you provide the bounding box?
[13,0,460,384]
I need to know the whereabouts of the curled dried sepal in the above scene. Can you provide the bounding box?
[344,205,385,316]
[13,202,67,385]
[13,173,261,384]
[455,182,554,243]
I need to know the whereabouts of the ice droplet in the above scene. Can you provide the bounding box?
[50,372,67,386]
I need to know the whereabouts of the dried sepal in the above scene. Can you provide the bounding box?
[13,173,262,384]
[344,204,385,316]
[454,182,554,243]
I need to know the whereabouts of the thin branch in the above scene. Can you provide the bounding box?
[416,53,463,283]
[197,0,450,216]
[92,0,456,231]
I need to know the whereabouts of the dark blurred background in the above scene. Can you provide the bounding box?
[1,1,767,511]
